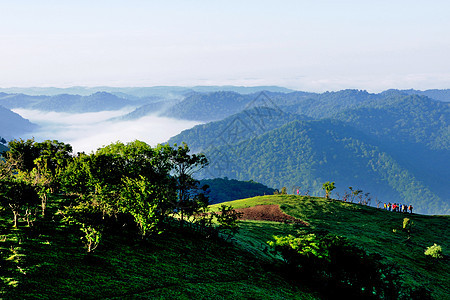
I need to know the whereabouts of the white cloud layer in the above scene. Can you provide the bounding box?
[12,109,201,153]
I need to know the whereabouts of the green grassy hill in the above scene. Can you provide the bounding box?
[0,196,316,299]
[211,195,450,299]
[2,195,448,299]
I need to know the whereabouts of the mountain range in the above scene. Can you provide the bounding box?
[1,87,448,214]
[169,90,449,215]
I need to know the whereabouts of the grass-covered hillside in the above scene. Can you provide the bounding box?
[211,195,449,299]
[2,193,448,299]
[0,196,316,299]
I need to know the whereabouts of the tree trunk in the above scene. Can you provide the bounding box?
[41,194,47,217]
[13,210,19,227]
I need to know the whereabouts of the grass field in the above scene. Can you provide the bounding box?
[0,196,317,299]
[211,195,450,299]
[1,194,448,299]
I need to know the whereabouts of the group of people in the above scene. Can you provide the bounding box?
[383,202,413,213]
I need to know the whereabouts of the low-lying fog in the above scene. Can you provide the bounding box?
[12,108,201,153]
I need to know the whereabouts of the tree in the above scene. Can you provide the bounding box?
[213,205,242,240]
[0,179,40,227]
[61,202,104,252]
[3,139,73,217]
[348,187,362,203]
[170,143,209,222]
[322,181,335,199]
[119,176,167,237]
[34,140,73,193]
[5,138,40,173]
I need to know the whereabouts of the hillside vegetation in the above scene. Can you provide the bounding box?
[1,195,316,299]
[211,195,450,299]
[2,193,448,299]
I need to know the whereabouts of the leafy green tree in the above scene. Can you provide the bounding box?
[61,202,104,252]
[34,140,73,193]
[119,176,167,237]
[5,138,41,173]
[170,143,209,222]
[213,205,242,240]
[61,141,179,236]
[322,181,335,199]
[3,139,72,217]
[0,179,40,227]
[60,153,91,197]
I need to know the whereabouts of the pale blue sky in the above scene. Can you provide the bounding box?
[1,0,449,91]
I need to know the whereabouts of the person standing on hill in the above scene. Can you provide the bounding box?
[408,205,413,214]
[388,202,391,211]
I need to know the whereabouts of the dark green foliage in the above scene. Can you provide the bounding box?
[4,139,73,217]
[61,202,104,252]
[196,119,447,214]
[168,107,310,152]
[0,179,40,227]
[268,232,404,299]
[213,205,243,239]
[200,178,275,204]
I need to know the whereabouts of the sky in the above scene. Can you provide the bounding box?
[1,0,449,92]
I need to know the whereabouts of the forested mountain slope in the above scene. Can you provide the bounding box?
[162,91,254,122]
[195,120,447,215]
[0,105,37,139]
[169,93,449,215]
[401,89,450,102]
[168,107,312,152]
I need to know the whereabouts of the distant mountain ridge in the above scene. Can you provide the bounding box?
[0,85,293,97]
[0,105,37,140]
[169,91,450,215]
[0,92,134,113]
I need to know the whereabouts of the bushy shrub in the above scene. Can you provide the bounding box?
[268,232,403,299]
[61,202,104,252]
[424,243,443,259]
[403,218,411,230]
[213,205,242,239]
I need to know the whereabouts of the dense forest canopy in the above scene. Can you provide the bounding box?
[169,91,450,215]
